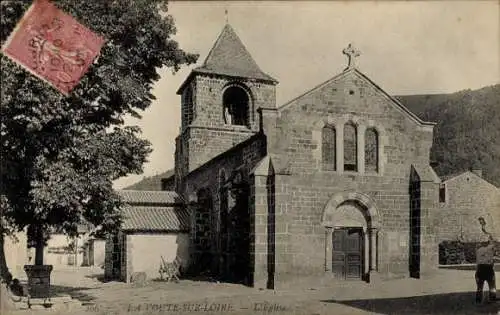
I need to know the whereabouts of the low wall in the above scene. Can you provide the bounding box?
[126,233,190,281]
[4,231,28,279]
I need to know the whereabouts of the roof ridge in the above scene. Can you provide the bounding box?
[442,171,499,188]
[278,68,436,127]
[352,69,436,126]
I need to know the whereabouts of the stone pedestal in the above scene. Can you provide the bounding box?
[368,270,381,284]
[24,265,53,299]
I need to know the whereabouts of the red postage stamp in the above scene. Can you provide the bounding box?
[1,0,105,95]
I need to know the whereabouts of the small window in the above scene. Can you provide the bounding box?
[365,128,379,173]
[439,183,446,203]
[344,122,358,171]
[322,125,336,170]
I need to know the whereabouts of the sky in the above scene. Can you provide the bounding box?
[113,1,500,189]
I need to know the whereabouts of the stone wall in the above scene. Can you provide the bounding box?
[182,134,267,283]
[191,74,276,130]
[183,134,267,201]
[181,125,256,172]
[124,233,190,282]
[258,69,438,280]
[438,172,500,243]
[121,233,130,282]
[269,174,418,278]
[92,239,106,267]
[104,234,113,280]
[272,70,434,175]
[4,230,27,279]
[176,73,276,185]
[104,233,123,281]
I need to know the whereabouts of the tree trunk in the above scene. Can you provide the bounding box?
[34,226,44,266]
[0,232,9,279]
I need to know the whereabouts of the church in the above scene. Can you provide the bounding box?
[172,23,441,289]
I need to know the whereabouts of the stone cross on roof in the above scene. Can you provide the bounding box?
[343,43,361,70]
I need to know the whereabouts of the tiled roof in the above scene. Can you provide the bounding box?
[117,190,182,205]
[121,206,190,232]
[194,24,277,83]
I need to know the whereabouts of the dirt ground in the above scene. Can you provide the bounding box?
[2,266,499,315]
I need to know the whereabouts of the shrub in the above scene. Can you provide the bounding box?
[439,240,500,265]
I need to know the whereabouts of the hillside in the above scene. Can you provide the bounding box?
[123,169,174,191]
[397,84,500,187]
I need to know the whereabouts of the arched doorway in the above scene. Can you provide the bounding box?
[322,192,380,281]
[222,85,250,127]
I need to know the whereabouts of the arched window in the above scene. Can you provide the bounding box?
[365,128,379,172]
[183,85,194,127]
[343,122,357,171]
[223,86,249,127]
[322,125,336,170]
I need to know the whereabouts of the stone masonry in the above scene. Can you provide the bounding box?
[438,171,500,242]
[173,23,442,289]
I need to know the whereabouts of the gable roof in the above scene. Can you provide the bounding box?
[177,24,277,94]
[440,171,467,182]
[121,205,190,233]
[442,171,499,189]
[117,190,182,205]
[278,68,435,127]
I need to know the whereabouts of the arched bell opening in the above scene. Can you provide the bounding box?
[222,85,250,127]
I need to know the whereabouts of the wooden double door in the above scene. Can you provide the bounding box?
[332,228,364,280]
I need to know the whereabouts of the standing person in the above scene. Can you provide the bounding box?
[475,234,498,304]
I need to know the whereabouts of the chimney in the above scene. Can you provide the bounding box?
[472,169,482,178]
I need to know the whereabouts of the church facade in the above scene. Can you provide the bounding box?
[173,24,441,289]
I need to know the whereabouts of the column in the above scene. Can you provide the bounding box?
[364,229,369,274]
[251,174,269,288]
[369,228,378,271]
[325,227,333,271]
[336,123,344,172]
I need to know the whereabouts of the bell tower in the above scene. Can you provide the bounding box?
[175,24,278,189]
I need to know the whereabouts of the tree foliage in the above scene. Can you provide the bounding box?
[0,0,198,247]
[397,84,500,187]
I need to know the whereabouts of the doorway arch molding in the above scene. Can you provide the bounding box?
[321,191,381,278]
[321,191,381,229]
